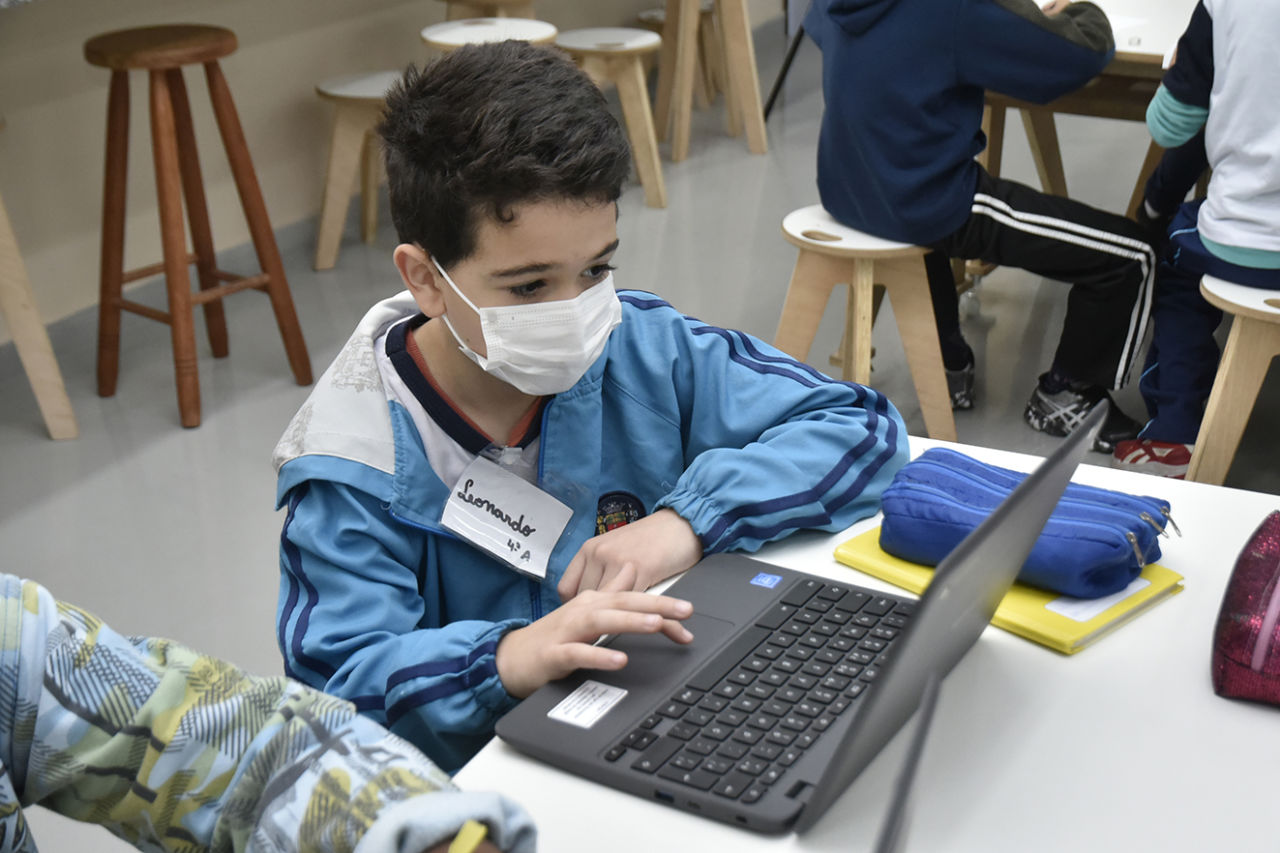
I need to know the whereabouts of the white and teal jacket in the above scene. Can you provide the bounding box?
[273,290,908,773]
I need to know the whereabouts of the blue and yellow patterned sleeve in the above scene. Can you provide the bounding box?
[0,574,535,853]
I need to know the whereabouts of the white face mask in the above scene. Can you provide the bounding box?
[432,257,623,395]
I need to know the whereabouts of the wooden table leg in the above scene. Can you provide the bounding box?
[1126,139,1164,219]
[612,56,668,209]
[1021,108,1068,197]
[715,0,766,155]
[0,191,78,439]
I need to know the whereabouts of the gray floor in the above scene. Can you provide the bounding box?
[2,23,1277,849]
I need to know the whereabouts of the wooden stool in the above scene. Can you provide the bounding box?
[653,0,766,163]
[556,28,667,210]
[0,120,78,439]
[84,25,312,428]
[420,17,557,53]
[637,5,725,113]
[435,0,535,20]
[1185,276,1280,485]
[313,71,400,271]
[773,205,957,441]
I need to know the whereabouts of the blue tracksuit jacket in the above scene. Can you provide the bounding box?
[272,290,907,772]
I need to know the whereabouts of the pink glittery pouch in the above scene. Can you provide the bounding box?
[1212,511,1280,707]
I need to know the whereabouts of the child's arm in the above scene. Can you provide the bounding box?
[1146,2,1212,149]
[0,574,536,852]
[956,0,1115,103]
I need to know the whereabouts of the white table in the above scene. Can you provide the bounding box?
[457,437,1280,852]
[984,0,1199,216]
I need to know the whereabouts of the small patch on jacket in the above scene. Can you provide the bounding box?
[597,491,646,535]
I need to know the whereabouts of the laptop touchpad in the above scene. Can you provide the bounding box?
[603,612,737,687]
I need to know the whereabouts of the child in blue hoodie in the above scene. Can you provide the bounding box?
[805,0,1157,453]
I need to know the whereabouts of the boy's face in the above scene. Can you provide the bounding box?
[401,198,619,360]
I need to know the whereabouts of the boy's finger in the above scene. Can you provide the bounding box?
[660,618,695,644]
[600,562,637,593]
[558,553,585,601]
[563,642,627,672]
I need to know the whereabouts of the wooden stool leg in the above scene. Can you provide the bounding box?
[669,0,701,162]
[447,2,484,20]
[1021,108,1067,197]
[612,56,668,209]
[1185,318,1279,485]
[845,260,875,385]
[877,257,958,441]
[507,1,535,17]
[204,61,313,387]
[314,102,375,270]
[979,103,1005,177]
[0,192,78,439]
[706,10,742,138]
[715,0,767,155]
[168,67,228,359]
[97,70,130,398]
[774,250,850,362]
[361,128,380,243]
[149,70,202,427]
[1126,139,1164,219]
[654,1,679,142]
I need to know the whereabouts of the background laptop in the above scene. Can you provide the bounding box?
[496,404,1107,834]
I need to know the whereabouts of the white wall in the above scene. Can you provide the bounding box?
[0,0,782,341]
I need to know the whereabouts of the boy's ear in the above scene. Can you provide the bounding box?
[394,243,447,317]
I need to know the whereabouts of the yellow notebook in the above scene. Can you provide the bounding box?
[833,528,1184,655]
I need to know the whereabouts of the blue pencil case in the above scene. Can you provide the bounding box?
[878,448,1175,599]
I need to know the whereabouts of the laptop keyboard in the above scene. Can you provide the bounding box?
[604,578,914,804]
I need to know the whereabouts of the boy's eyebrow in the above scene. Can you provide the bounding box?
[491,239,621,279]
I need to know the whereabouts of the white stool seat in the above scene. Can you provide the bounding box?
[782,205,921,256]
[316,70,401,102]
[421,18,557,49]
[1201,274,1280,319]
[556,28,661,54]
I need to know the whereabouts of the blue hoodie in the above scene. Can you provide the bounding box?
[806,0,1115,244]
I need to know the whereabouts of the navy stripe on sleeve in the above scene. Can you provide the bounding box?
[279,483,337,681]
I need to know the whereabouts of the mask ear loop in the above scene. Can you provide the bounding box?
[430,255,488,362]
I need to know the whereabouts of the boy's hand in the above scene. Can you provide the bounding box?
[558,508,703,601]
[496,565,694,699]
[1041,0,1070,15]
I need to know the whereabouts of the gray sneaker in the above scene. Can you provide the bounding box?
[1023,383,1141,453]
[946,361,974,410]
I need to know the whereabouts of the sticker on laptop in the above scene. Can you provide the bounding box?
[547,680,629,729]
[750,572,783,589]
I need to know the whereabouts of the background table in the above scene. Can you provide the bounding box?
[458,436,1280,851]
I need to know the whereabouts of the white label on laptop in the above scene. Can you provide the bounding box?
[1044,578,1151,622]
[547,680,629,729]
[441,456,572,580]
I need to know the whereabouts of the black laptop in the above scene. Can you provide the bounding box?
[495,404,1107,834]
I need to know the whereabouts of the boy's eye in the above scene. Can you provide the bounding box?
[508,280,547,299]
[587,263,617,281]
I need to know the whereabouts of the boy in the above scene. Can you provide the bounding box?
[0,574,532,852]
[1112,0,1280,478]
[804,0,1156,452]
[273,42,907,773]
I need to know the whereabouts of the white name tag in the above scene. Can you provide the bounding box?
[440,456,572,580]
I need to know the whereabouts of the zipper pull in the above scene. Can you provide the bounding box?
[1125,531,1147,568]
[1139,512,1168,537]
[1160,506,1182,537]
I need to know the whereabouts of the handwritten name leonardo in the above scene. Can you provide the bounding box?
[456,479,537,537]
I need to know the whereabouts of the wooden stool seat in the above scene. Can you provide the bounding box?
[86,24,312,427]
[421,18,557,52]
[313,71,400,271]
[773,204,956,441]
[84,25,237,71]
[1185,275,1280,484]
[435,0,536,20]
[556,28,666,209]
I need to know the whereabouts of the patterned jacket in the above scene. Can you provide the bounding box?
[0,574,535,852]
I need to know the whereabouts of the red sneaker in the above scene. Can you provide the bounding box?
[1112,439,1194,479]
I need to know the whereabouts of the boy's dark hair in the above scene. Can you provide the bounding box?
[379,41,632,268]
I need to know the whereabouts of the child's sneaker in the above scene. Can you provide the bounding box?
[1023,383,1141,453]
[1112,439,1194,479]
[946,361,974,410]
